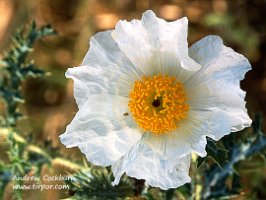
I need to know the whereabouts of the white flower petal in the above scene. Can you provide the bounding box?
[112,17,152,75]
[187,81,251,139]
[141,10,188,58]
[112,10,199,76]
[174,110,232,151]
[180,58,202,72]
[66,64,135,109]
[141,114,208,159]
[144,109,235,160]
[142,50,199,83]
[71,30,143,107]
[187,110,234,141]
[82,30,142,79]
[60,94,142,166]
[186,35,251,140]
[112,135,191,190]
[188,35,251,81]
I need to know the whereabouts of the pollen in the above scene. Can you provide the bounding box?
[128,75,189,135]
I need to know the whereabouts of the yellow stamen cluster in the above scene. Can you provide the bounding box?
[128,75,189,135]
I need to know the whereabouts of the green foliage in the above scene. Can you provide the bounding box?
[6,131,31,176]
[66,169,135,200]
[197,138,228,168]
[0,21,56,126]
[203,13,259,58]
[142,184,190,200]
[0,21,56,199]
[200,113,266,200]
[4,131,30,199]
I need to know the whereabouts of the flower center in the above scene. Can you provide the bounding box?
[152,99,161,108]
[128,75,189,135]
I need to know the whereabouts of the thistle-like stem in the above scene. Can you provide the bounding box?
[191,153,202,200]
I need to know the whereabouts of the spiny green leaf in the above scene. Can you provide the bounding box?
[197,138,228,168]
[0,21,56,199]
[66,169,135,200]
[0,21,56,126]
[201,113,266,200]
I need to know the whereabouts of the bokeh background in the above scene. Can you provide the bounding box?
[0,0,266,199]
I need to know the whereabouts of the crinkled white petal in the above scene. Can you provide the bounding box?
[180,58,201,72]
[112,17,151,75]
[66,65,119,108]
[141,10,188,57]
[185,35,251,140]
[71,30,143,107]
[141,50,200,83]
[111,134,191,190]
[60,94,142,166]
[188,35,251,82]
[134,108,236,166]
[112,10,201,76]
[82,30,143,79]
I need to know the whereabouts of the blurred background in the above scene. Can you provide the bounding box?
[0,0,265,199]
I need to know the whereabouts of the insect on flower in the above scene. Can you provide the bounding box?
[60,10,251,190]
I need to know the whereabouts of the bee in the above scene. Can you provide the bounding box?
[123,112,129,116]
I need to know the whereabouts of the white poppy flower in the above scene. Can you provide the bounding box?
[60,10,251,190]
